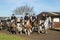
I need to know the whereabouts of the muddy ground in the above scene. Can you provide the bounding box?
[0,29,60,40]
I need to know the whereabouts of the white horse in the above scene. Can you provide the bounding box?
[16,18,22,34]
[17,23,22,34]
[38,20,44,33]
[44,17,49,34]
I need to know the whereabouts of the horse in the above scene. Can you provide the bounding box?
[16,18,23,34]
[38,16,51,34]
[44,17,50,34]
[10,20,17,34]
[20,19,29,34]
[6,21,11,31]
[7,19,17,34]
[25,19,32,36]
[32,19,39,32]
[38,20,45,33]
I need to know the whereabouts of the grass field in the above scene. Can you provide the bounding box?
[0,33,29,40]
[0,30,60,40]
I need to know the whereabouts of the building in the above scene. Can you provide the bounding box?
[37,12,60,29]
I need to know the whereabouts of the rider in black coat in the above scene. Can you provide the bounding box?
[24,13,29,21]
[42,14,46,21]
[11,14,16,20]
[24,13,29,24]
[32,13,36,22]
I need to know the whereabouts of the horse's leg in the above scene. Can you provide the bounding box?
[32,27,34,32]
[20,28,22,34]
[17,27,22,34]
[20,31,22,34]
[13,28,16,34]
[11,27,16,34]
[24,29,27,35]
[0,26,2,30]
[14,31,16,34]
[44,29,48,34]
[30,29,32,33]
[8,27,11,34]
[28,30,30,36]
[44,26,48,34]
[38,26,41,33]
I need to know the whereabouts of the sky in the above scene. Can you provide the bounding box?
[0,0,60,17]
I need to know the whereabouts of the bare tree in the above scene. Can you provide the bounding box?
[13,5,34,16]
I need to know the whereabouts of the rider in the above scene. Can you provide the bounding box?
[29,15,33,24]
[11,14,16,22]
[24,13,29,24]
[20,17,23,23]
[11,14,16,20]
[32,13,36,22]
[29,15,34,28]
[42,14,46,23]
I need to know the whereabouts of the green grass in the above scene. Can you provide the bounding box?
[0,33,29,40]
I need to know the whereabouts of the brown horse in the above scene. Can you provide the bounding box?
[9,19,17,34]
[33,19,39,27]
[32,19,39,31]
[11,21,17,29]
[25,19,32,36]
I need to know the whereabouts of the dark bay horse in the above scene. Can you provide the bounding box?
[32,19,39,32]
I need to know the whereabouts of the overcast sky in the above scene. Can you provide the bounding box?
[0,0,60,17]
